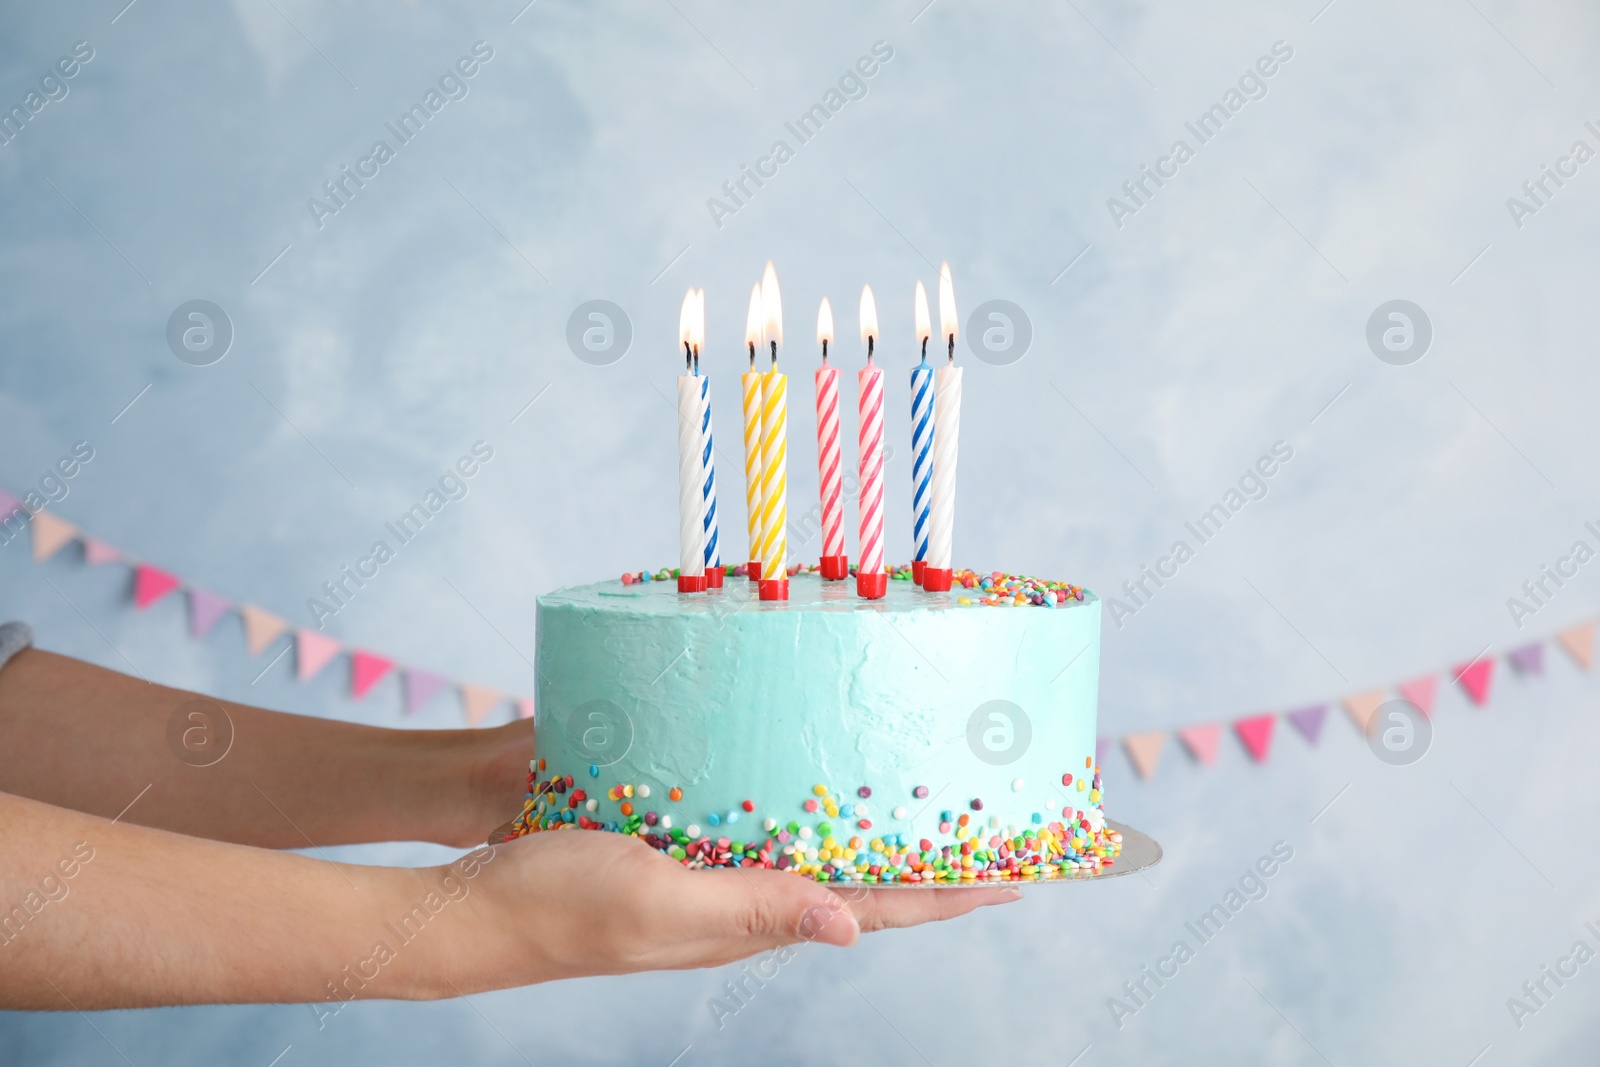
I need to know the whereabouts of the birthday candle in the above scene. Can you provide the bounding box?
[756,262,789,600]
[814,297,846,579]
[676,290,706,593]
[856,285,886,600]
[924,263,961,592]
[909,280,935,581]
[742,285,765,580]
[691,289,723,587]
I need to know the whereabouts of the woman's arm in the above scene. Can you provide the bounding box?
[0,790,1017,1010]
[0,649,529,849]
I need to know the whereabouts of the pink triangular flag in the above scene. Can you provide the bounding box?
[404,669,450,715]
[296,629,343,681]
[187,588,232,639]
[1508,644,1544,674]
[1176,723,1222,766]
[1397,675,1438,718]
[83,538,123,565]
[1122,731,1166,780]
[1234,713,1276,763]
[516,697,536,720]
[350,651,394,700]
[460,683,502,726]
[240,604,288,655]
[1456,657,1495,706]
[31,511,77,562]
[1344,690,1386,737]
[1557,623,1594,669]
[133,563,182,609]
[1287,705,1328,746]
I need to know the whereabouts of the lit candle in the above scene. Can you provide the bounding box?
[924,262,961,592]
[856,285,887,599]
[692,289,723,588]
[676,289,706,593]
[756,262,789,601]
[814,297,847,580]
[909,280,935,583]
[741,284,765,581]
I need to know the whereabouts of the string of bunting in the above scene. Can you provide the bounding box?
[1100,622,1593,781]
[7,488,1593,763]
[1,489,532,727]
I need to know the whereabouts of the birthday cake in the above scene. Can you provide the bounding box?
[505,565,1124,883]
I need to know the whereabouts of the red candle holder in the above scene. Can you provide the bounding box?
[706,567,724,589]
[921,567,954,592]
[819,554,849,581]
[677,574,708,593]
[747,560,762,581]
[911,560,927,583]
[757,578,790,601]
[856,571,887,599]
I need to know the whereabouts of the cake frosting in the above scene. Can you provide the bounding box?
[507,567,1124,883]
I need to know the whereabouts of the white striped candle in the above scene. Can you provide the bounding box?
[910,280,935,582]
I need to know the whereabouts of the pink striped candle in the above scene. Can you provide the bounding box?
[814,297,846,580]
[856,285,886,599]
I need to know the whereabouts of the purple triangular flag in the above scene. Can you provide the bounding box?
[404,668,450,715]
[1287,704,1328,746]
[187,588,233,640]
[0,488,21,516]
[1508,643,1544,674]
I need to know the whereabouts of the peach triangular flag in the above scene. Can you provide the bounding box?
[1558,623,1595,670]
[240,605,289,655]
[461,683,502,727]
[296,629,342,682]
[1344,690,1386,737]
[1122,731,1166,780]
[1397,676,1438,718]
[516,697,536,720]
[31,511,77,561]
[1177,723,1222,765]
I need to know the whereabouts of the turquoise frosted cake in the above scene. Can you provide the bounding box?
[507,566,1124,883]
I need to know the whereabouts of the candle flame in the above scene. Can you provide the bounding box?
[761,261,783,350]
[817,297,834,348]
[744,283,764,349]
[938,262,957,346]
[859,284,878,347]
[679,289,695,350]
[913,280,931,346]
[692,288,706,351]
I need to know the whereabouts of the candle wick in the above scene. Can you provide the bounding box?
[947,334,955,364]
[769,339,778,368]
[867,336,875,363]
[747,341,755,369]
[693,346,700,375]
[684,341,692,372]
[821,339,828,363]
[920,336,928,361]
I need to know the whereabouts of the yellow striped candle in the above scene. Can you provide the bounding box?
[757,261,789,600]
[741,283,765,579]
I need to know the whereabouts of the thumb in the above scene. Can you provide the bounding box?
[703,868,861,948]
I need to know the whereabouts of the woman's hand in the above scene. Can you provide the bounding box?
[411,828,1022,996]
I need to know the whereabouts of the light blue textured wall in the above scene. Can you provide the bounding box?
[3,1,1600,1063]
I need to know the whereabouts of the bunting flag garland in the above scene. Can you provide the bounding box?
[1123,732,1165,780]
[1287,705,1328,746]
[240,604,289,656]
[404,668,451,715]
[7,486,1600,760]
[1234,714,1276,763]
[1558,623,1594,669]
[3,488,538,727]
[1177,723,1222,766]
[350,651,394,701]
[1455,657,1495,706]
[1397,675,1438,718]
[1508,644,1544,674]
[133,564,182,609]
[461,683,503,726]
[188,588,233,640]
[1343,690,1386,738]
[296,629,343,682]
[32,512,77,562]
